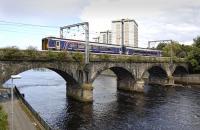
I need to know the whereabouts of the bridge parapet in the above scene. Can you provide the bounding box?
[0,49,186,63]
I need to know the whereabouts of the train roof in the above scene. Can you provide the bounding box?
[43,36,122,46]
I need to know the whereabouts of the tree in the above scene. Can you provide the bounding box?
[156,43,167,50]
[186,36,200,73]
[193,36,200,48]
[176,44,193,58]
[187,46,200,73]
[162,41,182,57]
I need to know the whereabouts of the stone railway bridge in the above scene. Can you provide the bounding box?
[0,59,188,102]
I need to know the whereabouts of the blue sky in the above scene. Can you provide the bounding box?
[0,0,200,49]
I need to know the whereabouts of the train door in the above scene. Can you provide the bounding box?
[42,38,48,50]
[56,41,60,50]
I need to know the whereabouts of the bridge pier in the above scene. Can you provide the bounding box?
[168,76,174,84]
[146,76,175,86]
[133,80,145,92]
[67,83,93,102]
[117,79,145,93]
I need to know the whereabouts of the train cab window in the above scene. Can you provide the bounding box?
[56,41,60,46]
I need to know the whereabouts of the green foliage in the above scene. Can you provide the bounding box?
[72,52,84,62]
[25,46,38,59]
[162,41,182,57]
[98,54,111,61]
[186,36,200,73]
[57,52,68,60]
[156,43,167,50]
[1,46,22,59]
[157,41,191,58]
[193,36,200,48]
[47,51,59,60]
[187,46,200,72]
[0,105,8,130]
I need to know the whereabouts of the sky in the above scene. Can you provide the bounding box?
[0,0,199,49]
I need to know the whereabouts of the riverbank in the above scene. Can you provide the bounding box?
[0,87,44,130]
[14,87,53,130]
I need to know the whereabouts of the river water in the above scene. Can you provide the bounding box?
[4,69,200,130]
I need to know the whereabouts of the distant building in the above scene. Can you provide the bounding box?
[112,19,138,47]
[99,30,112,44]
[93,37,100,43]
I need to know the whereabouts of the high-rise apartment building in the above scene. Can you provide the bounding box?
[112,19,138,47]
[99,30,112,44]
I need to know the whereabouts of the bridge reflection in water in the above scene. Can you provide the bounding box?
[4,69,200,130]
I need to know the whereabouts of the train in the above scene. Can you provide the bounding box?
[42,37,162,56]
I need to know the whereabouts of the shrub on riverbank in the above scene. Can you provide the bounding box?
[0,105,8,130]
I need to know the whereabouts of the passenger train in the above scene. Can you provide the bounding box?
[42,37,162,56]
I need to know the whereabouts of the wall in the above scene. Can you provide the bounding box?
[174,74,200,85]
[14,87,55,130]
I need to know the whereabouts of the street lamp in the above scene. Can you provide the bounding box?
[10,75,21,130]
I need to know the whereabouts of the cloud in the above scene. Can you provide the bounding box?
[0,0,200,49]
[0,0,88,17]
[0,0,89,49]
[80,0,200,47]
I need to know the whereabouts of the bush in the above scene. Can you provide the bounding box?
[99,54,111,61]
[1,46,22,59]
[47,51,58,60]
[0,105,8,130]
[72,52,84,62]
[25,46,38,59]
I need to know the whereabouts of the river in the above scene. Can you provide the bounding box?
[4,69,200,130]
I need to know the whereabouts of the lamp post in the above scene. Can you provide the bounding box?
[11,75,21,130]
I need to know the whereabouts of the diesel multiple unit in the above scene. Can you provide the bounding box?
[42,37,162,56]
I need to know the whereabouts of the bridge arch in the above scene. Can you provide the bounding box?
[0,62,81,87]
[91,66,134,83]
[3,67,80,87]
[172,65,188,76]
[142,65,168,85]
[91,66,135,91]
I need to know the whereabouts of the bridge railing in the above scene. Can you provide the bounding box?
[0,49,186,63]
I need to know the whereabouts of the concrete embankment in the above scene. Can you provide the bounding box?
[14,87,54,130]
[0,87,38,130]
[174,74,200,86]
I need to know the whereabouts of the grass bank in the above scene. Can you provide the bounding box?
[0,105,8,130]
